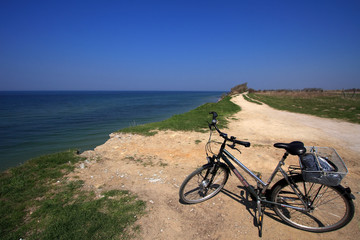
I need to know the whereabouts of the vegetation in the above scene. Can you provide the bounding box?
[243,94,262,105]
[119,95,241,136]
[249,91,360,124]
[230,82,248,95]
[124,155,168,167]
[0,150,146,240]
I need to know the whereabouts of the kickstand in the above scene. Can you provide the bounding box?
[257,200,265,237]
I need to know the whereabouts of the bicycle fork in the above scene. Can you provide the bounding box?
[199,163,221,195]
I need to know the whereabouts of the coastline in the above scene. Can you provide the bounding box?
[2,93,359,239]
[0,91,223,171]
[73,94,360,239]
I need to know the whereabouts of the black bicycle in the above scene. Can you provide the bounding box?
[179,112,355,235]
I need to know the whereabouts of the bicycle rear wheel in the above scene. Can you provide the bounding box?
[179,163,229,204]
[271,175,354,232]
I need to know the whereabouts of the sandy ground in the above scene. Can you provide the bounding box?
[70,94,360,239]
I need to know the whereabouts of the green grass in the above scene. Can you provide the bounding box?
[124,155,168,167]
[0,150,146,240]
[118,95,241,136]
[243,94,263,105]
[249,92,360,124]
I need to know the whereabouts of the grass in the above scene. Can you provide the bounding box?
[243,94,263,105]
[0,150,146,240]
[124,155,168,167]
[118,95,241,136]
[249,92,360,124]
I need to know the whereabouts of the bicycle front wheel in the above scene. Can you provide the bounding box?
[271,175,354,232]
[179,163,229,204]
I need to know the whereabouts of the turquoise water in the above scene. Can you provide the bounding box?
[0,91,223,171]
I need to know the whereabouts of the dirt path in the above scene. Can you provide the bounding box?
[70,94,360,239]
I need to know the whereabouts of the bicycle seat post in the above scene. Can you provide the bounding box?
[280,152,289,164]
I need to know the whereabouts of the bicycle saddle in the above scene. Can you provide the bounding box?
[274,141,306,155]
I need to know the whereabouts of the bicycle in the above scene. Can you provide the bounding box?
[179,112,355,236]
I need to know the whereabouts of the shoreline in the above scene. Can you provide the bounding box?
[73,94,360,239]
[0,91,224,172]
[3,94,360,239]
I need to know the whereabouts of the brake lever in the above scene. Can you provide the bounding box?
[227,143,236,149]
[227,144,242,154]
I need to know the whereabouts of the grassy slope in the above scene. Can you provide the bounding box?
[118,95,241,136]
[249,93,360,124]
[0,150,146,240]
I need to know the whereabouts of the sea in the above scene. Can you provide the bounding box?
[0,91,223,171]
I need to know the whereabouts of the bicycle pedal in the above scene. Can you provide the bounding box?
[240,190,244,196]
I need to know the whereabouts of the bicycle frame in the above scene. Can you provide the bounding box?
[216,141,308,211]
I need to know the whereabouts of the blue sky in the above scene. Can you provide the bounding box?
[1,0,359,91]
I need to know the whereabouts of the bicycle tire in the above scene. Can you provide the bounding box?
[271,175,354,232]
[179,163,229,204]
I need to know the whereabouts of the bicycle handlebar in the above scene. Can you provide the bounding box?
[208,112,251,148]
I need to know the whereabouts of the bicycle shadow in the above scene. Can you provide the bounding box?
[221,187,256,218]
[221,186,285,237]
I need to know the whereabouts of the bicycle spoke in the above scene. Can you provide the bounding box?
[183,187,201,197]
[272,175,354,232]
[179,164,229,204]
